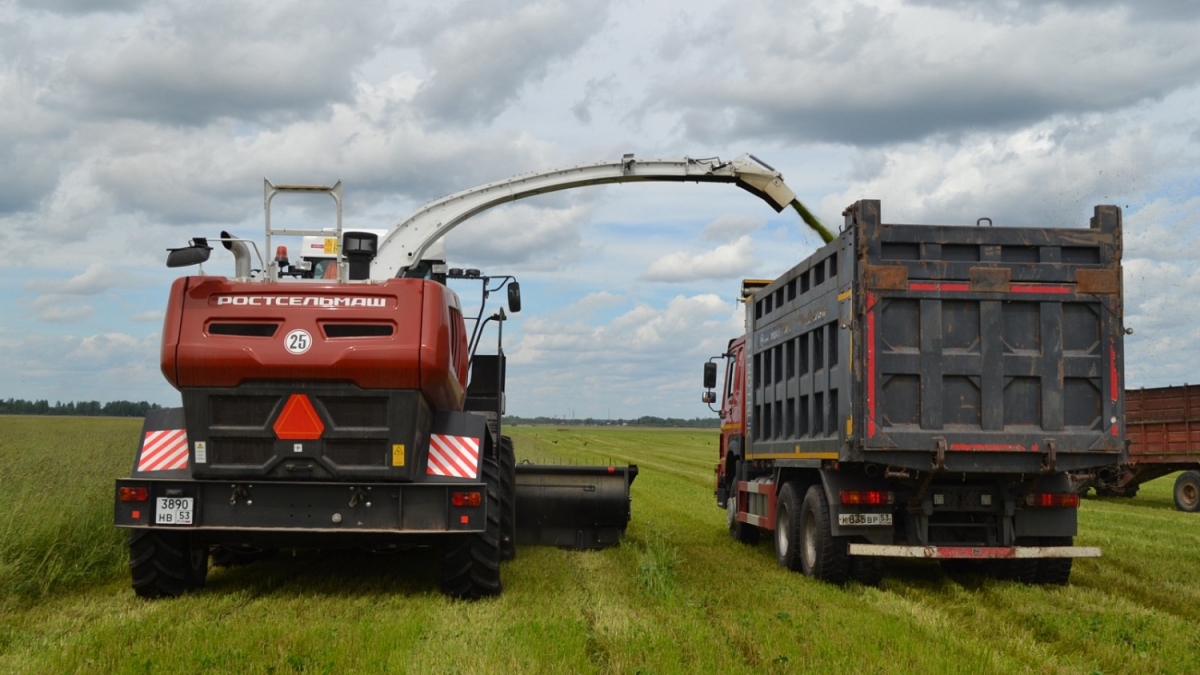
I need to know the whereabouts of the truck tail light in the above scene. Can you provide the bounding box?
[452,491,482,507]
[840,490,894,505]
[1026,492,1079,508]
[120,487,150,502]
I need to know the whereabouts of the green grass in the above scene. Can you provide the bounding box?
[1,419,1198,674]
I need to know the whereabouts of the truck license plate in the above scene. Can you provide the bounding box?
[838,512,892,527]
[155,497,193,525]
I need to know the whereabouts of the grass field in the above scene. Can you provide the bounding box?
[1,417,1198,674]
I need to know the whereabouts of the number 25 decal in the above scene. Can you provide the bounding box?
[285,329,313,355]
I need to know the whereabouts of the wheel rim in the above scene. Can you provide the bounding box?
[802,509,817,571]
[777,503,790,557]
[1183,483,1199,508]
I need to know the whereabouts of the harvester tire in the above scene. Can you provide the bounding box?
[1035,536,1073,585]
[129,530,209,599]
[796,485,849,583]
[499,436,518,560]
[440,455,503,599]
[1173,471,1200,512]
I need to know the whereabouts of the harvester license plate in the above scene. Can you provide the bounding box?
[155,498,193,525]
[838,513,892,527]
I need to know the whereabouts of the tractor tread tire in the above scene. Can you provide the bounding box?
[440,455,503,599]
[1173,470,1200,512]
[129,530,208,599]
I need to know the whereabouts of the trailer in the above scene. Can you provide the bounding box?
[704,199,1125,585]
[1071,384,1200,511]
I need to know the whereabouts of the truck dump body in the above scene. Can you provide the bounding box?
[716,200,1122,585]
[746,199,1125,474]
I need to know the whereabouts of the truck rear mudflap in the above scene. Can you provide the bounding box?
[514,464,639,549]
[114,477,487,536]
[847,544,1101,559]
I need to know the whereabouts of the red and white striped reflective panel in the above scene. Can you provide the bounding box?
[137,429,189,472]
[426,434,480,479]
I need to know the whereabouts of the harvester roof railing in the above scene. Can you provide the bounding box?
[264,179,345,282]
[371,154,798,279]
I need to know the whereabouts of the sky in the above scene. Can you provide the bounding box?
[2,0,1199,419]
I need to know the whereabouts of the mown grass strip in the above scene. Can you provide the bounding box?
[1,421,1198,674]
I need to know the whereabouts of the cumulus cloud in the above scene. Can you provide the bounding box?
[641,235,758,282]
[445,201,591,271]
[59,1,392,126]
[654,0,1200,146]
[25,263,117,296]
[409,0,611,125]
[700,214,763,242]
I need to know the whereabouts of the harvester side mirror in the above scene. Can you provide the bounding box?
[507,281,521,313]
[166,240,212,268]
[703,361,718,389]
[702,391,716,404]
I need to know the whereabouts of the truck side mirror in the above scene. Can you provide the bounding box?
[507,281,521,313]
[166,241,212,268]
[703,361,717,389]
[702,391,716,404]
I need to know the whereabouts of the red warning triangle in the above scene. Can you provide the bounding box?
[273,394,325,440]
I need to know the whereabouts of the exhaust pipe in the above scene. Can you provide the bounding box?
[220,230,252,281]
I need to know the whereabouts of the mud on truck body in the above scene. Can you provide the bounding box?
[706,199,1126,585]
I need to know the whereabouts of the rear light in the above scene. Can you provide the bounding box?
[120,487,150,502]
[452,491,482,507]
[1026,492,1080,508]
[840,490,894,505]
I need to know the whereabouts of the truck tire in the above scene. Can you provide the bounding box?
[991,537,1038,583]
[849,553,884,586]
[727,496,759,545]
[440,454,503,599]
[499,436,518,560]
[129,530,209,599]
[1174,471,1200,512]
[1035,536,1073,585]
[776,483,849,582]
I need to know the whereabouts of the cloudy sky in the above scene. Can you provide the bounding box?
[3,0,1199,419]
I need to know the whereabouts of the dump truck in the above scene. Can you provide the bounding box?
[114,154,800,598]
[1070,384,1200,511]
[704,199,1126,585]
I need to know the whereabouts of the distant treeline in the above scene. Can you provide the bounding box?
[503,415,720,428]
[0,399,163,417]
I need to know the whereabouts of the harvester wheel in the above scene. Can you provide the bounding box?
[129,530,209,599]
[440,455,503,599]
[1173,471,1200,512]
[796,485,849,583]
[499,436,518,560]
[1035,536,1073,585]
